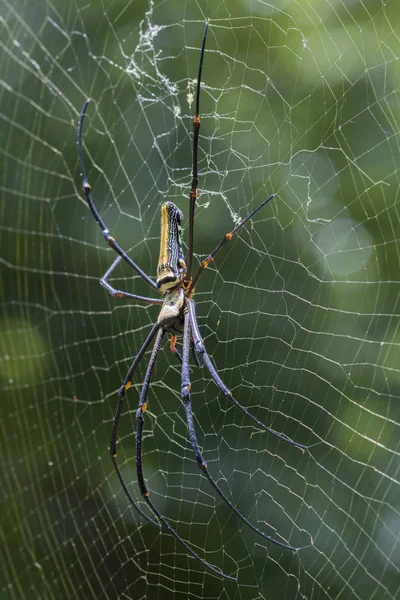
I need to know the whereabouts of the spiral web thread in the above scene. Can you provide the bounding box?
[1,1,400,599]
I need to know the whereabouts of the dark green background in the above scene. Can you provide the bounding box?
[2,0,400,599]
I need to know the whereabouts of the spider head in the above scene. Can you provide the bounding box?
[157,202,187,293]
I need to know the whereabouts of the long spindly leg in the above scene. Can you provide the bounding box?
[168,335,197,371]
[110,322,161,527]
[187,300,308,450]
[186,21,209,283]
[168,334,183,364]
[100,256,163,305]
[181,310,299,551]
[135,327,236,581]
[189,194,274,292]
[77,100,159,292]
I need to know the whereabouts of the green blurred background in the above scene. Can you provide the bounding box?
[2,0,400,598]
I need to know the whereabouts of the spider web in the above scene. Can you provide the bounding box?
[2,0,400,598]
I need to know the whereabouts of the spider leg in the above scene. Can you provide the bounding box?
[187,300,307,450]
[190,194,274,292]
[110,322,161,527]
[100,256,163,305]
[186,21,209,282]
[181,310,299,550]
[169,335,195,372]
[143,495,236,581]
[135,327,236,581]
[169,334,183,363]
[77,99,159,292]
[191,336,202,368]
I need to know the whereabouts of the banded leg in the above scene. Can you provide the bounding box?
[110,322,160,527]
[187,300,307,450]
[186,21,209,282]
[135,327,236,581]
[169,335,197,371]
[101,256,163,304]
[169,335,183,364]
[181,310,299,550]
[190,194,274,292]
[77,99,158,292]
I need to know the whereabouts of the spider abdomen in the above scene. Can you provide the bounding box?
[157,202,186,293]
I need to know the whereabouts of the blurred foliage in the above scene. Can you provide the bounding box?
[2,0,400,599]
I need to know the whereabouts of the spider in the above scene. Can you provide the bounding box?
[77,22,306,581]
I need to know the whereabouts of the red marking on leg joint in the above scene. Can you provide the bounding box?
[170,336,177,354]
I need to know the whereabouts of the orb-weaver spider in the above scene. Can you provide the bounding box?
[77,22,306,581]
